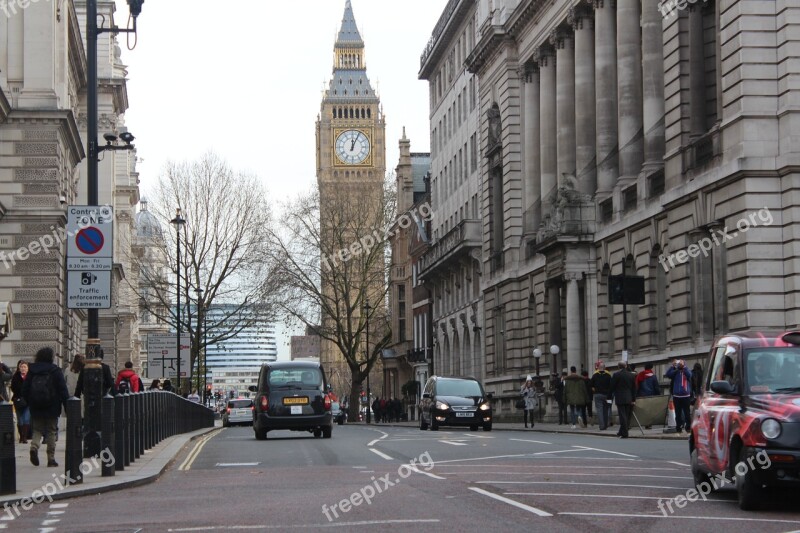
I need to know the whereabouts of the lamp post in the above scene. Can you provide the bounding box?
[364,301,371,425]
[83,0,143,459]
[194,288,203,395]
[170,209,185,391]
[550,344,560,375]
[532,348,542,379]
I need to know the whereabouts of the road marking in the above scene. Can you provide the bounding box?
[179,429,222,471]
[571,445,638,458]
[433,454,527,464]
[215,462,260,467]
[506,492,730,503]
[669,461,690,467]
[439,471,691,480]
[439,440,468,446]
[49,504,68,509]
[46,511,65,515]
[368,448,393,461]
[509,438,552,445]
[477,481,686,490]
[559,512,800,524]
[435,465,674,471]
[169,519,442,530]
[41,520,60,526]
[409,466,446,480]
[469,487,552,517]
[351,466,367,469]
[533,449,585,455]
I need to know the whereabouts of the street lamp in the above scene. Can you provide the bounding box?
[195,287,203,395]
[532,348,542,379]
[364,301,371,424]
[170,208,185,391]
[550,344,560,375]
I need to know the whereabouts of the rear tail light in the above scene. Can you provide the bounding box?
[226,407,231,414]
[260,396,269,411]
[324,394,332,410]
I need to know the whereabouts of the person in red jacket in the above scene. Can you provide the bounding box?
[115,361,142,393]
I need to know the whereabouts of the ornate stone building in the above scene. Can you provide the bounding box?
[386,131,430,402]
[453,0,800,414]
[418,0,485,384]
[0,0,141,371]
[315,0,385,396]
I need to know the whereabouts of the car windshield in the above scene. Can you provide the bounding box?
[268,368,323,388]
[228,400,252,409]
[744,347,800,394]
[436,379,483,397]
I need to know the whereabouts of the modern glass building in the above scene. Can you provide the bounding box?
[204,304,278,398]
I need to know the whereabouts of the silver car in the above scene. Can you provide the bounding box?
[223,398,254,427]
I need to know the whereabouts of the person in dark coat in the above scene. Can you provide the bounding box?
[691,362,704,402]
[564,367,589,428]
[21,347,70,467]
[590,361,612,430]
[554,370,568,425]
[10,360,30,443]
[74,349,116,398]
[610,360,637,438]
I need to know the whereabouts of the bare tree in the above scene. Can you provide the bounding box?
[129,152,280,393]
[271,179,393,419]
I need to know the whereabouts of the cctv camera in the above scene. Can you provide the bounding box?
[59,194,67,206]
[103,133,117,144]
[119,131,135,145]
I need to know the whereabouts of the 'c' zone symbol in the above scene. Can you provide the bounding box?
[76,227,104,255]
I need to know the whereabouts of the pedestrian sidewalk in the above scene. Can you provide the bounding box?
[358,419,689,440]
[0,422,219,508]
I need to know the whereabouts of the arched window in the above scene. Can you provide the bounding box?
[361,108,365,118]
[367,109,371,118]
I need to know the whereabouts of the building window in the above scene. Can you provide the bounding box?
[398,284,406,343]
[469,77,476,110]
[623,185,637,212]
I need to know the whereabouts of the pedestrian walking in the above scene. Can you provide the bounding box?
[610,360,636,438]
[74,349,116,398]
[149,379,161,390]
[162,379,175,393]
[581,370,593,424]
[590,361,612,430]
[564,367,589,428]
[10,360,30,443]
[187,389,201,403]
[666,359,693,434]
[21,347,69,467]
[115,361,142,393]
[520,375,538,428]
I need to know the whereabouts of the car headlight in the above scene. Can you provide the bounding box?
[435,400,450,410]
[761,418,782,439]
[479,402,491,411]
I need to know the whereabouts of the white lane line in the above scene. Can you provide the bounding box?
[358,470,375,473]
[41,520,60,526]
[533,449,585,455]
[49,504,68,509]
[559,512,800,524]
[476,481,686,490]
[169,518,442,530]
[38,529,56,533]
[571,445,638,458]
[433,454,527,464]
[439,472,692,480]
[436,465,675,471]
[669,461,690,467]
[215,463,260,467]
[409,466,446,480]
[0,516,12,521]
[46,511,65,516]
[507,492,730,503]
[368,448,394,461]
[469,487,552,517]
[509,438,552,445]
[351,466,367,469]
[439,440,468,446]
[0,524,7,529]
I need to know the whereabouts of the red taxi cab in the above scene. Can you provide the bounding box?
[690,331,800,509]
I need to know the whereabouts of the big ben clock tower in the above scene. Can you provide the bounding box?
[316,0,385,398]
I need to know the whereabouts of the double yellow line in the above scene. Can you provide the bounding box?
[178,429,222,471]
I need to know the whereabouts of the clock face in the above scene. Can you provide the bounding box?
[335,130,370,165]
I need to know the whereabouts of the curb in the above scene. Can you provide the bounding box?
[0,426,217,507]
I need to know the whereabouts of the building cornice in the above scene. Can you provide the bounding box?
[419,0,474,79]
[67,1,88,93]
[6,110,86,167]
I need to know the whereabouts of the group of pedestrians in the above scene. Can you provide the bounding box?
[371,397,404,422]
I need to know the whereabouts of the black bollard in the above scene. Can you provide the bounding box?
[82,355,104,458]
[137,392,145,456]
[114,394,124,472]
[64,397,83,486]
[0,401,15,495]
[125,393,134,465]
[100,394,114,477]
[133,392,141,459]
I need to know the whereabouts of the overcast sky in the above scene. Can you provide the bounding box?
[114,0,448,357]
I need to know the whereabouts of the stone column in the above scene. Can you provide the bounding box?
[552,27,576,187]
[537,47,557,208]
[570,5,596,196]
[583,271,599,367]
[689,4,706,137]
[565,273,582,371]
[641,0,665,171]
[19,0,58,107]
[616,0,643,179]
[522,63,541,231]
[592,0,618,195]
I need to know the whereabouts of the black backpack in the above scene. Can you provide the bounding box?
[118,378,131,394]
[29,369,55,409]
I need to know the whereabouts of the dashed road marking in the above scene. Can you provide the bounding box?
[559,512,800,524]
[368,448,393,461]
[439,440,468,446]
[469,487,552,517]
[509,438,552,445]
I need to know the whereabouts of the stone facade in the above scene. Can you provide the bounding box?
[419,0,486,385]
[419,0,800,418]
[0,0,141,372]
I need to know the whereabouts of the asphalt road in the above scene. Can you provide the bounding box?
[8,423,800,532]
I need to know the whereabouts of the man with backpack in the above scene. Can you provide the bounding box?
[22,347,69,467]
[74,348,115,398]
[115,361,142,394]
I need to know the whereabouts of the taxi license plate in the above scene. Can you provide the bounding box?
[455,412,473,417]
[283,397,309,405]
